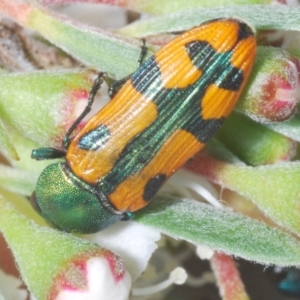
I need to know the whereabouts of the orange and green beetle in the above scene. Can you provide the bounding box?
[31,18,256,233]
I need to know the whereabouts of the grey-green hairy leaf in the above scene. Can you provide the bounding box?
[136,196,300,266]
[118,5,300,37]
[0,120,18,160]
[266,114,300,142]
[0,165,38,196]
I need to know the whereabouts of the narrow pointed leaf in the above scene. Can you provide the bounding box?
[0,195,131,300]
[266,114,300,142]
[118,5,300,37]
[0,70,94,147]
[215,112,296,166]
[0,0,153,79]
[187,156,300,237]
[39,0,271,15]
[136,196,300,266]
[0,120,19,160]
[0,165,37,196]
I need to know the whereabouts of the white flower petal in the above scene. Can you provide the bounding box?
[0,269,27,300]
[56,257,131,300]
[84,222,161,281]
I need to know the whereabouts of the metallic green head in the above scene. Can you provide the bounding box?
[31,162,125,233]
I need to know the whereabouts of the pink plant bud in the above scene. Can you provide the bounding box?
[49,250,131,300]
[238,49,300,122]
[59,88,90,139]
[258,62,298,121]
[211,253,249,300]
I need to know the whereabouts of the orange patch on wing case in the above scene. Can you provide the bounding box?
[156,44,202,89]
[197,19,240,53]
[67,82,158,184]
[201,85,240,120]
[230,35,256,78]
[108,129,204,211]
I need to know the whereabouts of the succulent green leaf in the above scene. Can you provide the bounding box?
[0,195,105,300]
[27,6,153,79]
[119,0,271,15]
[0,120,19,160]
[136,195,300,266]
[206,139,243,164]
[3,130,54,173]
[215,112,295,166]
[0,70,94,147]
[117,5,300,37]
[0,165,37,196]
[187,157,300,237]
[0,186,46,226]
[266,114,300,142]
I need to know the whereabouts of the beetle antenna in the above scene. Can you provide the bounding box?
[63,72,106,149]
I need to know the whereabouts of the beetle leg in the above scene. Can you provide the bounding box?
[121,212,134,221]
[63,71,106,149]
[108,76,129,99]
[138,38,147,66]
[108,39,148,99]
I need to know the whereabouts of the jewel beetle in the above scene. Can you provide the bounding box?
[31,18,256,233]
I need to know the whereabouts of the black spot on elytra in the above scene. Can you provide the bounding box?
[198,18,254,41]
[143,174,167,202]
[237,20,254,41]
[185,40,244,92]
[78,124,110,151]
[217,67,244,91]
[131,56,162,97]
